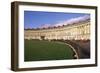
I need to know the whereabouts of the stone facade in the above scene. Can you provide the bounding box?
[24,20,90,40]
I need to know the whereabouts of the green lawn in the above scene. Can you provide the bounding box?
[24,39,74,61]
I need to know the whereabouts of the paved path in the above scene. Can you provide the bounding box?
[63,40,90,59]
[54,41,79,59]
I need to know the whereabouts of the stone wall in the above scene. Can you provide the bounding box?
[24,20,90,40]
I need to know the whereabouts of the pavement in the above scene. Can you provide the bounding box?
[62,40,90,59]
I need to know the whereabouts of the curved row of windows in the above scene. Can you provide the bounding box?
[25,21,90,40]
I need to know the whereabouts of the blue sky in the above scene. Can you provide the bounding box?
[24,11,90,29]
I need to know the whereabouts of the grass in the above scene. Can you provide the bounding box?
[24,39,74,61]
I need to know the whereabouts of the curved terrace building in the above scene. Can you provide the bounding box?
[24,20,90,40]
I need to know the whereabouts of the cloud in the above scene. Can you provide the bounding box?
[39,24,51,28]
[65,15,90,24]
[54,15,90,27]
[40,15,90,28]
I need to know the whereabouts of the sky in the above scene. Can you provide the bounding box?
[24,11,90,29]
